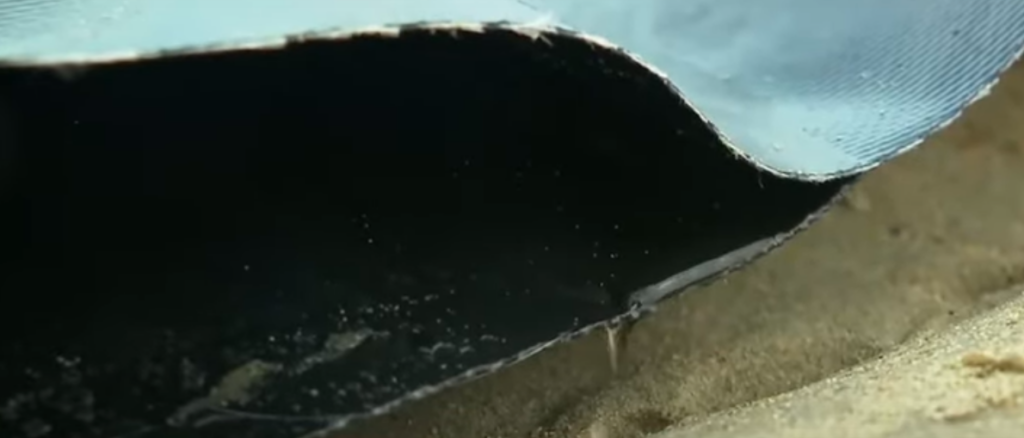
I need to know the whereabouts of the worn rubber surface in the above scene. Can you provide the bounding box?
[0,1,1021,438]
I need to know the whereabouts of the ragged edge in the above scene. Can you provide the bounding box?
[778,39,1024,182]
[0,19,859,435]
[555,24,1024,183]
[3,17,1021,183]
[627,178,859,313]
[0,18,803,185]
[300,189,857,438]
[296,182,861,438]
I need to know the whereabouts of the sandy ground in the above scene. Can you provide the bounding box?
[652,289,1024,438]
[333,62,1024,438]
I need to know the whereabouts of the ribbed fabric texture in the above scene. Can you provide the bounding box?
[1,0,1023,177]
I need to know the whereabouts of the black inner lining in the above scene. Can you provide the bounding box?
[0,29,846,438]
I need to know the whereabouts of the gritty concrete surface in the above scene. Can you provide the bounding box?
[334,63,1024,438]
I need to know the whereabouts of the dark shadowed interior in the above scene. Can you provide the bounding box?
[0,29,847,438]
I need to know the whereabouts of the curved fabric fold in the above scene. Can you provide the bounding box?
[0,1,1022,438]
[533,0,1024,177]
[3,0,1023,177]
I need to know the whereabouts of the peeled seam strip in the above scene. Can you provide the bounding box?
[296,184,857,437]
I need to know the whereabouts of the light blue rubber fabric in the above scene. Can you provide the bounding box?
[2,0,1024,175]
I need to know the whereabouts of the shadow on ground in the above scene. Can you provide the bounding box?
[335,62,1024,438]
